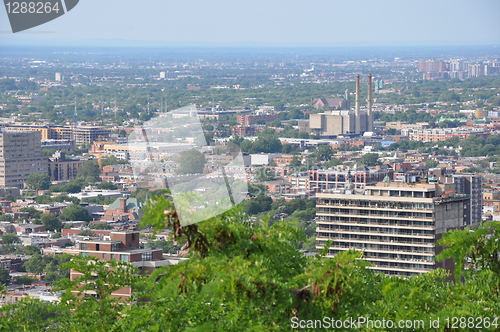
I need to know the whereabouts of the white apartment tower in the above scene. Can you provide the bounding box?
[316,180,467,277]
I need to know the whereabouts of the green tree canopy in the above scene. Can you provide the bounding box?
[25,173,51,191]
[177,149,206,175]
[0,267,10,285]
[361,152,380,166]
[77,161,100,180]
[310,144,334,162]
[425,159,438,168]
[61,205,92,222]
[19,207,42,219]
[96,181,118,190]
[2,233,20,245]
[40,213,63,232]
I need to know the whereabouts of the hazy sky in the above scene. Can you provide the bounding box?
[1,0,500,47]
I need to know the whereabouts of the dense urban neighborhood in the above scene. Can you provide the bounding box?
[0,46,500,330]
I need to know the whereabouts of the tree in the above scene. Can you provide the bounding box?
[0,214,14,222]
[25,173,51,191]
[15,276,36,285]
[19,207,42,219]
[89,223,112,230]
[252,135,282,153]
[323,158,343,168]
[361,152,380,166]
[78,229,94,237]
[40,213,63,232]
[24,254,46,275]
[290,155,302,167]
[77,161,100,180]
[425,159,438,168]
[177,149,206,175]
[101,155,129,167]
[2,233,20,245]
[61,205,92,221]
[96,181,118,190]
[0,267,10,285]
[310,144,334,162]
[146,239,182,254]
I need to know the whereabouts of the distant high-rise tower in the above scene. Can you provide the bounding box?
[55,72,62,81]
[0,130,47,188]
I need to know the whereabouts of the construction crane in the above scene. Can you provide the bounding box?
[96,135,105,170]
[441,190,454,199]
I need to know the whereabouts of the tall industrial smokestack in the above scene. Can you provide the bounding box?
[355,74,360,134]
[367,74,373,132]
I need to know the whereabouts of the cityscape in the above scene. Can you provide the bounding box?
[1,0,500,331]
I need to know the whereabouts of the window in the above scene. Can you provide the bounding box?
[102,253,107,259]
[96,244,100,251]
[80,243,86,250]
[142,252,152,261]
[120,254,128,262]
[81,252,89,257]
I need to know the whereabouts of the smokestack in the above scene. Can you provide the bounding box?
[355,74,360,134]
[368,74,373,132]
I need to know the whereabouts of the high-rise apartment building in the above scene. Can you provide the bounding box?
[0,130,48,187]
[316,180,468,277]
[72,126,111,146]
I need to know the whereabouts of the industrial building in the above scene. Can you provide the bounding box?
[299,74,374,137]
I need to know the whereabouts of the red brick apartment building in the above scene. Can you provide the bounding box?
[237,114,278,126]
[67,231,166,299]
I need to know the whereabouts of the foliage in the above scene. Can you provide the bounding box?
[146,239,183,254]
[425,159,438,168]
[254,167,276,182]
[61,204,92,221]
[0,267,10,285]
[25,173,51,191]
[78,230,94,237]
[309,144,334,162]
[19,207,42,219]
[15,276,37,285]
[323,158,342,168]
[242,195,273,215]
[35,194,80,205]
[40,213,63,232]
[2,233,20,245]
[0,298,64,331]
[0,214,14,222]
[53,255,139,331]
[101,155,129,167]
[240,135,283,154]
[361,152,380,166]
[0,204,499,331]
[177,149,206,175]
[89,223,112,230]
[130,188,166,204]
[77,161,100,181]
[96,181,118,190]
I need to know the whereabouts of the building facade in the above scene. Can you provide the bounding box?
[308,166,393,192]
[316,181,467,277]
[0,130,47,187]
[48,151,89,181]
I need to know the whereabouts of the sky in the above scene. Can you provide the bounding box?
[1,0,500,47]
